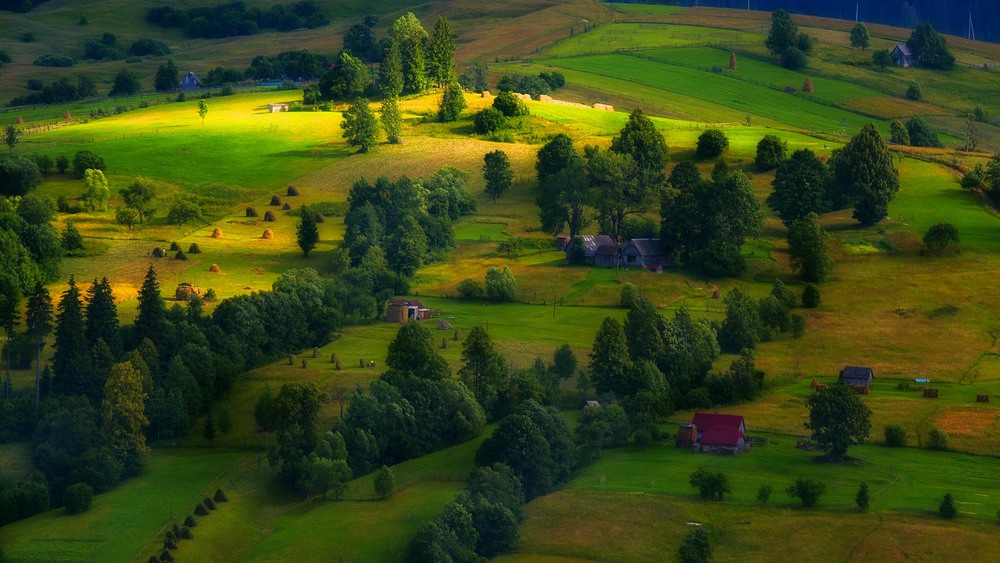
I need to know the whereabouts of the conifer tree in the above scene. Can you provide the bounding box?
[0,277,20,399]
[25,282,52,406]
[85,277,119,353]
[103,361,150,476]
[588,317,631,396]
[391,13,428,94]
[53,276,91,397]
[427,16,456,87]
[379,39,404,98]
[297,205,319,257]
[133,266,166,348]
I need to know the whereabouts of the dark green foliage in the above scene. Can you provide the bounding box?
[438,82,466,122]
[427,16,456,87]
[791,313,806,337]
[805,385,872,461]
[939,492,956,519]
[690,468,730,500]
[755,134,787,170]
[797,33,814,54]
[787,213,830,282]
[770,279,796,309]
[32,54,75,67]
[928,425,949,450]
[719,288,761,354]
[890,120,910,145]
[765,9,798,55]
[133,266,165,349]
[379,38,403,97]
[374,465,395,499]
[340,98,379,153]
[492,91,528,117]
[0,156,42,196]
[883,424,907,447]
[484,266,516,302]
[187,243,201,254]
[457,278,485,299]
[610,108,669,175]
[787,478,826,507]
[829,123,899,226]
[63,482,93,514]
[905,117,941,148]
[872,49,893,69]
[110,68,141,96]
[856,482,870,512]
[380,96,402,144]
[767,149,829,225]
[802,284,820,308]
[154,59,179,92]
[781,47,807,70]
[850,22,870,50]
[757,483,773,504]
[146,3,328,38]
[483,150,513,204]
[905,81,922,101]
[296,205,319,257]
[474,107,506,134]
[923,223,959,255]
[576,403,630,460]
[179,526,193,540]
[620,282,639,309]
[459,326,510,419]
[516,75,550,98]
[696,129,729,159]
[203,411,215,439]
[204,496,216,509]
[678,527,712,563]
[319,52,367,100]
[195,502,209,515]
[907,23,955,70]
[72,150,105,176]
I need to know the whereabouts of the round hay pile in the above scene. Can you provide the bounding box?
[263,211,276,222]
[261,228,274,239]
[802,77,814,93]
[169,241,180,251]
[175,250,188,260]
[63,111,72,120]
[287,185,299,196]
[481,90,491,98]
[208,264,221,273]
[270,195,282,206]
[152,247,166,258]
[314,213,325,223]
[281,202,292,210]
[15,116,23,124]
[188,243,202,254]
[211,228,223,239]
[246,207,258,217]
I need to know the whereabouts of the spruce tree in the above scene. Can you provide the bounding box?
[427,16,456,87]
[0,277,20,399]
[85,277,119,353]
[134,266,166,348]
[391,13,428,94]
[297,205,319,257]
[25,282,52,406]
[379,39,403,98]
[53,276,91,397]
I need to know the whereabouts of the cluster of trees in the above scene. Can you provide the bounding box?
[146,1,328,38]
[495,71,566,99]
[82,32,170,62]
[536,109,669,247]
[962,153,1000,206]
[342,167,475,277]
[473,92,530,136]
[889,117,942,148]
[247,50,328,82]
[9,76,97,107]
[765,9,814,70]
[767,124,900,228]
[906,22,955,70]
[456,266,517,302]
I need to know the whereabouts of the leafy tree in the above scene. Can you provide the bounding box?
[72,150,105,177]
[386,321,450,380]
[805,385,872,462]
[797,33,814,54]
[829,123,899,226]
[939,492,956,519]
[872,49,893,70]
[781,47,806,70]
[588,317,631,396]
[438,82,466,122]
[550,344,577,384]
[688,171,762,276]
[342,20,380,65]
[380,96,403,144]
[889,120,910,145]
[103,361,150,476]
[483,150,513,204]
[427,16,456,87]
[905,117,941,148]
[850,23,870,50]
[391,13,428,94]
[765,9,798,56]
[120,176,156,222]
[787,213,830,282]
[459,326,510,419]
[787,478,826,507]
[154,59,179,92]
[115,206,142,230]
[25,282,52,405]
[922,223,959,255]
[588,148,646,244]
[82,169,110,212]
[341,98,379,153]
[927,425,949,450]
[63,482,94,514]
[539,158,589,238]
[109,68,140,96]
[856,481,870,512]
[610,108,668,177]
[379,38,403,97]
[473,107,506,134]
[329,459,352,500]
[0,156,42,196]
[492,92,529,117]
[755,134,787,171]
[269,382,322,486]
[319,52,367,100]
[4,125,19,152]
[696,129,729,159]
[166,198,202,226]
[374,465,395,499]
[689,468,730,501]
[133,265,166,349]
[576,403,630,459]
[884,424,907,447]
[905,81,922,101]
[718,288,761,354]
[484,266,516,302]
[197,100,208,125]
[254,385,279,450]
[907,23,955,70]
[296,205,319,257]
[770,279,796,309]
[678,527,712,563]
[385,215,427,277]
[458,62,489,93]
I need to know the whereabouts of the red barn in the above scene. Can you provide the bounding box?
[687,413,750,454]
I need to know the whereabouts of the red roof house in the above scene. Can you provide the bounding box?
[687,413,750,454]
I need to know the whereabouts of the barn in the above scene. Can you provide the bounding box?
[891,44,915,67]
[385,298,431,324]
[680,413,751,454]
[180,72,202,91]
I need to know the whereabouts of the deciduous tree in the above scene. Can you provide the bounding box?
[829,123,899,226]
[787,212,830,282]
[380,96,402,144]
[82,169,110,212]
[102,361,150,476]
[341,98,379,153]
[850,23,870,50]
[804,385,872,462]
[765,9,798,56]
[483,150,513,204]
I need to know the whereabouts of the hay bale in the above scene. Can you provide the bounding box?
[809,379,819,388]
[977,393,990,403]
[287,185,299,196]
[261,228,274,239]
[481,90,491,98]
[175,283,201,301]
[188,243,202,254]
[312,347,319,358]
[15,116,23,124]
[539,94,553,103]
[438,320,452,330]
[270,195,282,206]
[175,250,187,260]
[169,241,180,251]
[246,207,258,218]
[593,103,614,111]
[802,77,814,93]
[211,228,223,239]
[152,247,166,258]
[282,202,292,211]
[923,388,940,398]
[208,264,221,273]
[63,111,72,120]
[314,213,325,223]
[263,211,276,222]
[301,359,309,369]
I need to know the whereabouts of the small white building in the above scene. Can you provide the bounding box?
[268,103,290,113]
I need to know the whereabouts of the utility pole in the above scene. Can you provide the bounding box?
[969,11,976,41]
[855,3,859,22]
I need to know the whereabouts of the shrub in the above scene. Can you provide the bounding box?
[696,129,729,159]
[474,107,507,134]
[757,483,772,504]
[906,117,941,148]
[204,497,216,510]
[63,483,94,514]
[179,526,193,540]
[905,81,922,101]
[781,47,806,70]
[939,492,956,519]
[884,424,907,447]
[927,425,949,450]
[755,134,787,171]
[856,482,870,512]
[689,468,730,501]
[791,313,806,337]
[184,515,197,527]
[374,465,395,499]
[34,54,76,67]
[678,527,711,563]
[493,91,529,117]
[188,243,201,254]
[204,288,217,302]
[73,150,106,176]
[787,478,825,508]
[438,82,466,122]
[620,282,639,309]
[457,278,486,299]
[802,284,820,308]
[496,237,523,258]
[56,155,69,173]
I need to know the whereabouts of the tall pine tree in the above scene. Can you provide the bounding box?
[391,13,428,94]
[85,277,120,353]
[25,282,52,406]
[379,38,403,97]
[133,266,166,349]
[0,276,20,398]
[297,205,319,257]
[53,276,92,397]
[427,16,456,87]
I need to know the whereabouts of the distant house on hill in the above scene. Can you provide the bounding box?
[567,234,615,264]
[678,413,750,454]
[385,299,431,324]
[268,103,289,113]
[840,366,874,387]
[891,44,914,67]
[180,72,202,91]
[621,238,667,272]
[594,244,620,268]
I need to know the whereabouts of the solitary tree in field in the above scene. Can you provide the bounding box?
[114,207,140,231]
[120,176,157,223]
[923,223,959,255]
[828,123,899,226]
[856,482,870,512]
[678,527,711,563]
[787,212,830,282]
[939,493,957,519]
[198,99,208,125]
[341,98,379,153]
[805,385,872,462]
[4,124,19,151]
[297,205,319,257]
[765,9,798,56]
[872,49,893,70]
[483,149,513,204]
[850,23,870,51]
[82,168,110,211]
[787,478,826,507]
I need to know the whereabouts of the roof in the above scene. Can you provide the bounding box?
[182,72,201,82]
[573,235,616,257]
[841,366,873,378]
[595,244,618,256]
[625,238,663,257]
[892,44,912,56]
[700,428,744,446]
[388,298,424,308]
[692,413,744,433]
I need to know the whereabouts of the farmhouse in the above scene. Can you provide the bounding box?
[840,366,874,387]
[567,234,615,264]
[594,244,619,268]
[621,238,667,272]
[385,298,431,324]
[180,72,202,91]
[678,413,750,454]
[891,44,914,67]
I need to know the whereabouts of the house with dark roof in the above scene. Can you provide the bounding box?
[594,244,620,268]
[840,366,874,387]
[567,234,616,264]
[891,44,914,67]
[682,413,750,454]
[621,238,667,272]
[385,299,431,324]
[180,72,202,91]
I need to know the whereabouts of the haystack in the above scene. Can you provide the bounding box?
[188,243,202,254]
[923,388,940,398]
[282,203,291,210]
[208,264,221,273]
[802,77,814,93]
[175,250,188,260]
[246,207,258,217]
[175,283,202,301]
[287,185,299,196]
[270,195,282,206]
[262,228,274,239]
[152,247,166,258]
[263,211,276,222]
[809,379,819,389]
[63,110,72,120]
[15,116,23,124]
[539,94,553,103]
[314,213,325,223]
[481,90,491,98]
[169,241,180,251]
[211,228,223,238]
